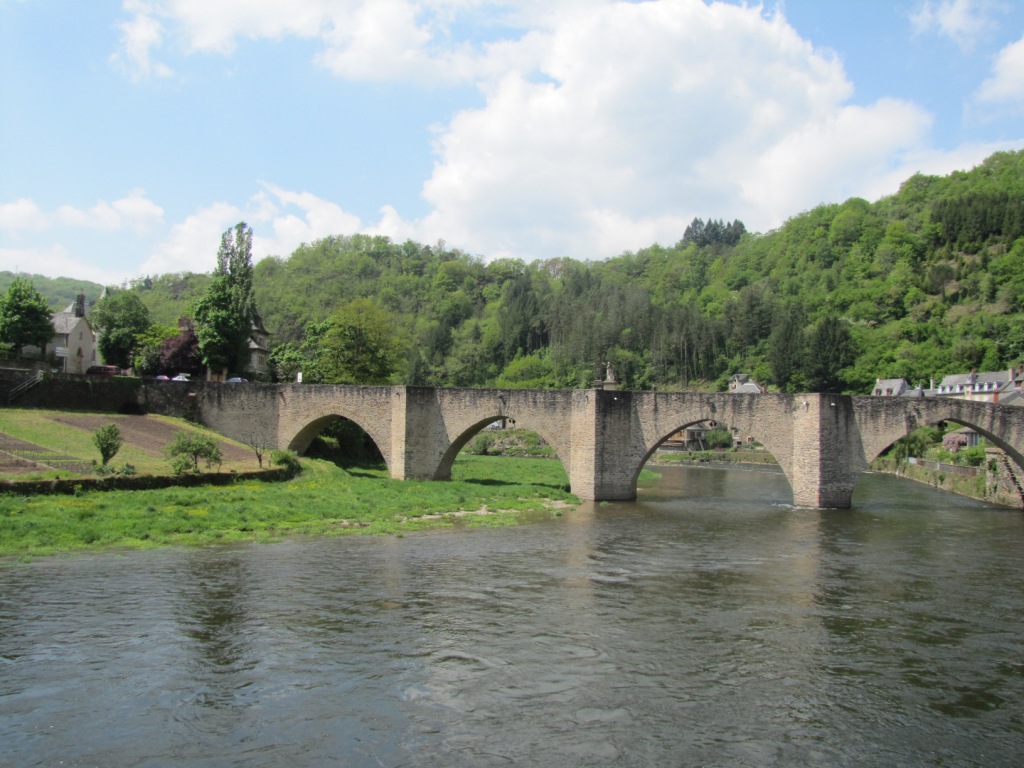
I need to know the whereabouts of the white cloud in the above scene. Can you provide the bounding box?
[137,186,367,276]
[974,35,1024,109]
[0,191,163,236]
[408,2,938,259]
[100,0,1024,272]
[318,0,445,81]
[251,183,363,256]
[0,198,48,232]
[0,245,127,286]
[111,0,498,84]
[736,99,934,228]
[137,202,243,276]
[857,139,1024,203]
[910,0,998,53]
[110,0,174,81]
[56,189,164,234]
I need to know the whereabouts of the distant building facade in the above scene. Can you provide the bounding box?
[935,369,1019,403]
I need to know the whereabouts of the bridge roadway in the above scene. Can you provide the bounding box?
[183,383,1024,508]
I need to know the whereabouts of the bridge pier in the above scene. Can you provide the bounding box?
[566,389,638,501]
[789,394,864,508]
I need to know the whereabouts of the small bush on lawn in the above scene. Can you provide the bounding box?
[93,424,124,467]
[270,449,302,475]
[166,431,223,474]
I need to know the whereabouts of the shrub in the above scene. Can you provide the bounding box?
[93,424,124,467]
[704,428,734,450]
[466,433,496,455]
[270,449,301,475]
[166,431,222,474]
[961,444,987,467]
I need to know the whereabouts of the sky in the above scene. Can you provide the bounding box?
[1,0,1023,287]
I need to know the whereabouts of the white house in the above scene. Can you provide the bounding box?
[50,294,97,374]
[936,369,1019,403]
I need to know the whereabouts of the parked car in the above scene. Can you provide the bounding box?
[155,375,170,380]
[226,377,248,383]
[171,374,190,381]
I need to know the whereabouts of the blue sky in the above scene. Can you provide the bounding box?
[2,0,1023,286]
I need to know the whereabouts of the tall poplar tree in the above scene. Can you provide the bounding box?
[193,222,254,378]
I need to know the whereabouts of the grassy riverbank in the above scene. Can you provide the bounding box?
[0,408,578,558]
[0,454,577,558]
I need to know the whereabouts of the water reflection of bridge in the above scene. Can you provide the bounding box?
[179,384,1024,509]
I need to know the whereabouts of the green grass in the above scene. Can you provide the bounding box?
[0,454,578,558]
[0,408,257,479]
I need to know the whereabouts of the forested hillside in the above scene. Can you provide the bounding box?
[20,150,1024,393]
[0,273,105,312]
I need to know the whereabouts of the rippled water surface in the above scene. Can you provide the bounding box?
[2,465,1024,767]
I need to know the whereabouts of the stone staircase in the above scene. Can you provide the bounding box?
[993,453,1024,507]
[7,370,44,404]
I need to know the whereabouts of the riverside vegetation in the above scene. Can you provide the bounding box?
[7,150,1023,395]
[0,409,578,558]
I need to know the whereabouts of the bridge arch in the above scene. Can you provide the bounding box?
[283,407,392,472]
[855,398,1024,474]
[431,400,573,483]
[630,420,797,502]
[621,393,802,504]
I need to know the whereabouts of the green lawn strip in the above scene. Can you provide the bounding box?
[0,409,107,465]
[0,454,578,557]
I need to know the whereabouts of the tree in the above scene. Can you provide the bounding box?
[243,427,274,469]
[159,319,201,375]
[93,424,123,467]
[132,323,180,375]
[194,222,254,378]
[0,277,53,358]
[92,291,151,369]
[166,431,222,474]
[768,302,805,390]
[804,314,856,393]
[316,299,403,384]
[267,341,306,383]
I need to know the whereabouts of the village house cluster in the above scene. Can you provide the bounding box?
[22,292,271,380]
[871,368,1024,405]
[871,368,1024,452]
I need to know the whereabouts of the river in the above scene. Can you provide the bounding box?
[2,464,1023,767]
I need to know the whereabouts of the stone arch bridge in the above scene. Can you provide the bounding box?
[179,384,1024,508]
